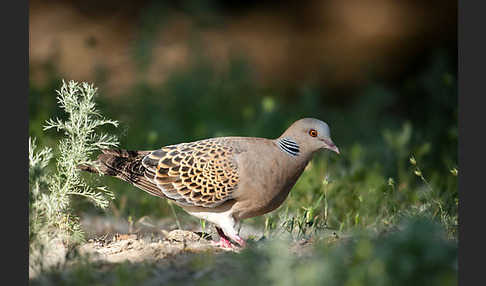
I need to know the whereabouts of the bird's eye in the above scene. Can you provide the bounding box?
[309,129,318,137]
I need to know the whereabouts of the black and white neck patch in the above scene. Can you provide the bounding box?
[276,137,300,157]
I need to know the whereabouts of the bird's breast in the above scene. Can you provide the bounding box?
[231,143,311,219]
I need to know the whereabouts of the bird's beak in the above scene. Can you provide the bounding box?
[320,138,340,154]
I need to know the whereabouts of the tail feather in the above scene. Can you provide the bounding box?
[78,149,165,198]
[100,148,150,158]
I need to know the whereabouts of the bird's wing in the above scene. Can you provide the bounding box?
[141,138,241,208]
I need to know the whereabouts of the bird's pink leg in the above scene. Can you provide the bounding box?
[217,228,233,248]
[215,227,235,248]
[217,227,247,248]
[214,227,247,248]
[218,236,233,248]
[231,235,247,247]
[233,221,247,247]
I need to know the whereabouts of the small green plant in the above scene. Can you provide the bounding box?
[29,80,119,276]
[275,175,332,240]
[408,154,458,238]
[200,219,207,233]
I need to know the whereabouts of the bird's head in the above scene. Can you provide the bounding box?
[279,118,340,156]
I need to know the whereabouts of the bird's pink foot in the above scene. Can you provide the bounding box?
[214,227,236,248]
[215,227,246,248]
[217,236,234,248]
[231,235,246,247]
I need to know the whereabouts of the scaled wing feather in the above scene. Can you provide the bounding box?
[141,138,240,208]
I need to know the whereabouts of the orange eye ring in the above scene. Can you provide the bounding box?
[309,129,318,137]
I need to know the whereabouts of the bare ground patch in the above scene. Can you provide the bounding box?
[30,214,342,284]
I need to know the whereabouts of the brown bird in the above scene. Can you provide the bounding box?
[79,118,340,248]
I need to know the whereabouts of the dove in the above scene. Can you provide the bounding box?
[79,118,340,248]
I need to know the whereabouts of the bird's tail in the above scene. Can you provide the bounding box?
[78,149,165,198]
[78,149,149,176]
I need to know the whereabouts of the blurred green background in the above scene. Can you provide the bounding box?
[29,0,457,234]
[29,0,457,284]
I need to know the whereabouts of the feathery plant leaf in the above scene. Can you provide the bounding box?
[29,80,119,277]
